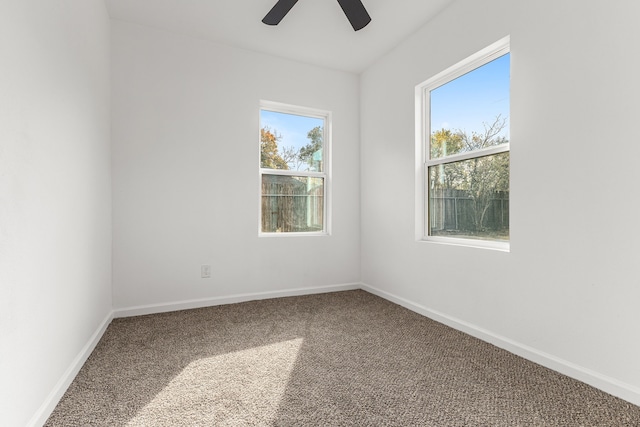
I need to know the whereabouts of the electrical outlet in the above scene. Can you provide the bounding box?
[201,264,211,278]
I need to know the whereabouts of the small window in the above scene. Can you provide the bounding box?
[416,37,510,250]
[259,101,331,235]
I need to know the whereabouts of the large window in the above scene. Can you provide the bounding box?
[416,37,510,250]
[259,101,331,235]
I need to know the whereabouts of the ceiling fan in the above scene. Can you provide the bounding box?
[262,0,372,31]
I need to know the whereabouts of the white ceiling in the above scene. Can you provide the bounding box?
[104,0,456,74]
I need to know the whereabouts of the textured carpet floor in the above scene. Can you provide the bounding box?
[46,290,640,426]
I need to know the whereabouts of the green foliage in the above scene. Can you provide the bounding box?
[431,129,464,159]
[260,125,324,171]
[430,116,509,232]
[260,128,289,170]
[465,152,509,230]
[430,129,466,189]
[298,126,323,171]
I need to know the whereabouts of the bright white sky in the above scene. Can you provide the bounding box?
[260,110,323,152]
[431,53,510,140]
[260,53,509,157]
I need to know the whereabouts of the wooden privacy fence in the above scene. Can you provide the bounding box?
[430,188,509,233]
[261,175,324,232]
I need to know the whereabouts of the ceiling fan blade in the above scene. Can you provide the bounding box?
[336,0,371,31]
[262,0,299,26]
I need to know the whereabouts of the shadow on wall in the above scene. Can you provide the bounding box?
[45,291,640,426]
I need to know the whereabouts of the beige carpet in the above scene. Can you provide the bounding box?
[46,290,640,426]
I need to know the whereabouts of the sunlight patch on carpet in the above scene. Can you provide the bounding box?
[126,338,304,426]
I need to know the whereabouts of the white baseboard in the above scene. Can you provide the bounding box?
[361,283,640,407]
[29,284,359,426]
[27,310,114,427]
[29,281,639,427]
[113,283,361,318]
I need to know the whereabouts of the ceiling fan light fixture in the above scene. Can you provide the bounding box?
[336,0,371,31]
[262,0,299,26]
[262,0,371,31]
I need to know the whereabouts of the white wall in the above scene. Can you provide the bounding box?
[361,0,640,403]
[0,1,112,426]
[111,22,361,310]
[5,1,639,423]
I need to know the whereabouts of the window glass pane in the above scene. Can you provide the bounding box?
[428,152,509,241]
[430,53,510,159]
[261,175,324,233]
[260,110,324,172]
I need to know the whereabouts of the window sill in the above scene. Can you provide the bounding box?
[420,236,510,252]
[259,231,330,238]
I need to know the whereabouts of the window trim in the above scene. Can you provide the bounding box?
[258,100,332,237]
[415,36,510,251]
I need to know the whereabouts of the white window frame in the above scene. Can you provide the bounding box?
[415,36,510,251]
[259,100,332,237]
